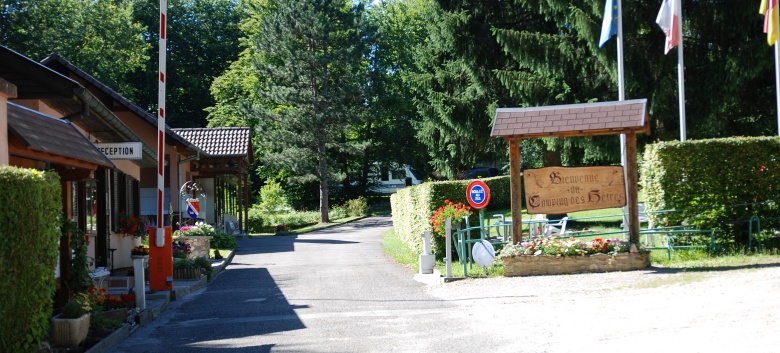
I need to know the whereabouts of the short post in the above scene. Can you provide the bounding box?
[419,231,435,274]
[445,218,452,278]
[131,255,148,309]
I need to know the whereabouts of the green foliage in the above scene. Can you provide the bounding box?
[390,175,512,258]
[250,0,371,223]
[403,0,512,178]
[211,228,238,250]
[0,167,61,352]
[258,181,289,212]
[62,220,92,294]
[430,200,472,238]
[194,257,214,280]
[247,207,355,233]
[129,0,244,128]
[1,0,150,98]
[59,293,92,319]
[345,196,369,217]
[641,137,780,245]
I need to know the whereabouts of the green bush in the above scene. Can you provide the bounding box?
[258,181,289,212]
[62,220,92,294]
[247,207,320,233]
[346,196,369,217]
[211,228,238,249]
[641,136,780,245]
[0,167,61,352]
[390,175,513,259]
[194,257,214,280]
[59,293,92,319]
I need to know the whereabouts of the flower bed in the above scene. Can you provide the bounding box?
[499,237,649,277]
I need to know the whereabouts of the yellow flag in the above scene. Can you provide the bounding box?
[761,0,778,45]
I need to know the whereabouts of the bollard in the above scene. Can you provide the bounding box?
[419,231,435,274]
[445,218,452,278]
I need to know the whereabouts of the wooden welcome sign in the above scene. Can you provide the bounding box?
[524,166,626,214]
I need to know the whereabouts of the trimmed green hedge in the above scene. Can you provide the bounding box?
[390,175,514,259]
[641,136,780,244]
[0,167,61,352]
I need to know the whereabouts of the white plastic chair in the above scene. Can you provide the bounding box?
[544,216,568,236]
[528,214,547,238]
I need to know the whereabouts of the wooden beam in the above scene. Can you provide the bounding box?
[244,172,249,235]
[52,165,94,181]
[509,139,523,244]
[626,131,640,245]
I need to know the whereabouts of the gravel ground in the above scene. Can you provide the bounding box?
[423,264,780,353]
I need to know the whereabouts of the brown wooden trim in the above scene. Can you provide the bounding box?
[626,132,640,245]
[509,139,523,244]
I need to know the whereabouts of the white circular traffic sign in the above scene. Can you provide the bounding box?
[472,240,496,268]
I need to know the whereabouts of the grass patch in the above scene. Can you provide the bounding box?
[651,247,780,268]
[381,229,504,277]
[382,229,419,272]
[209,248,233,259]
[250,216,365,236]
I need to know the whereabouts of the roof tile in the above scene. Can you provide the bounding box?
[492,99,648,139]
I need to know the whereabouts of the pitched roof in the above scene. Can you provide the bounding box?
[491,99,649,139]
[40,53,203,155]
[7,102,114,168]
[0,45,157,167]
[172,127,253,162]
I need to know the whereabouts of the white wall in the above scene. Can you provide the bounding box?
[195,178,215,224]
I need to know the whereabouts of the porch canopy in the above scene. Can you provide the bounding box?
[491,99,649,245]
[8,102,114,176]
[173,127,253,235]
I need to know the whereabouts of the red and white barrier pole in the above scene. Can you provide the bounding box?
[156,0,167,247]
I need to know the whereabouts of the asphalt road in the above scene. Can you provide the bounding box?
[111,216,497,352]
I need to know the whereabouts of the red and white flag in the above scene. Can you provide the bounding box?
[656,0,680,54]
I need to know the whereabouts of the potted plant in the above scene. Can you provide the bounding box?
[117,211,149,238]
[50,293,92,348]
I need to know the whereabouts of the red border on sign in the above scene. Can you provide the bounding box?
[466,180,490,209]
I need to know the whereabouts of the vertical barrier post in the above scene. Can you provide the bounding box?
[445,217,452,278]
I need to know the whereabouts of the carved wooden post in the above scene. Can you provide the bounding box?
[626,131,640,245]
[509,138,523,244]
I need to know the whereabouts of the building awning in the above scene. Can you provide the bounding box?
[7,102,114,169]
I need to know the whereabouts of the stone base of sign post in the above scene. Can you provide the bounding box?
[502,251,650,277]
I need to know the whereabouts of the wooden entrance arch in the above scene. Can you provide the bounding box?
[491,99,650,245]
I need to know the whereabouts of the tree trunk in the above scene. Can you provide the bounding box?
[318,141,330,224]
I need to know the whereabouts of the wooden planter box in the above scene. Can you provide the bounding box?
[502,251,650,277]
[173,268,201,280]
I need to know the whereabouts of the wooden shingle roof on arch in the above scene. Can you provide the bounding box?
[491,99,649,140]
[493,99,650,248]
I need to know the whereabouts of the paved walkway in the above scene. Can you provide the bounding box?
[105,216,497,352]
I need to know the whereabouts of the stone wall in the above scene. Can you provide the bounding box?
[176,236,212,259]
[502,251,650,277]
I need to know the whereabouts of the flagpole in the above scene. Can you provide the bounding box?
[617,0,630,230]
[677,0,687,141]
[775,9,780,136]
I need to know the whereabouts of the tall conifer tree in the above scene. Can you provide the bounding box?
[252,0,368,223]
